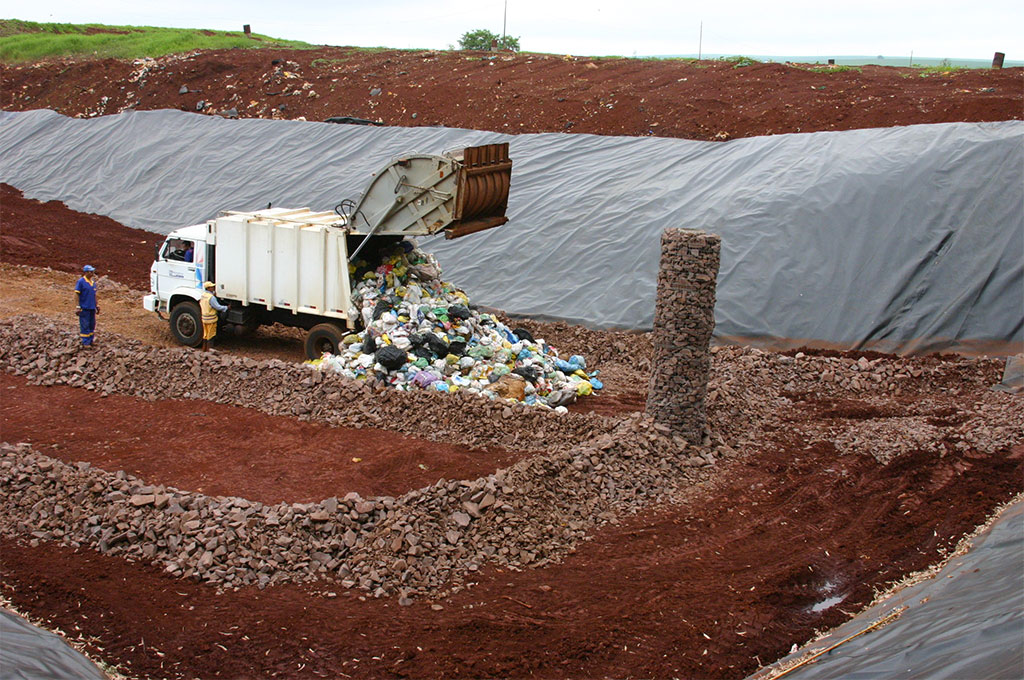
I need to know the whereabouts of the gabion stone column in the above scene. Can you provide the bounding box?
[646,229,721,443]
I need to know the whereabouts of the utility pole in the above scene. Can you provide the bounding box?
[503,0,508,46]
[698,21,703,61]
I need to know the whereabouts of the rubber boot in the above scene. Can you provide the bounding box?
[202,340,209,352]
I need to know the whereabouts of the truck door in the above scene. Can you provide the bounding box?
[156,238,200,294]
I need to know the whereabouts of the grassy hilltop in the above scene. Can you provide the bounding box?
[0,19,312,62]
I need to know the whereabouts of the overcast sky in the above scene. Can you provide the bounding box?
[10,0,1023,59]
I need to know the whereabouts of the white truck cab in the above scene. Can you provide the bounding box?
[144,223,209,313]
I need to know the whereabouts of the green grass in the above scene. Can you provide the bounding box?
[311,57,350,68]
[0,19,312,63]
[797,64,863,74]
[719,55,761,68]
[916,62,972,76]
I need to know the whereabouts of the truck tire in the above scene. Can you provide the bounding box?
[169,301,203,347]
[305,323,345,360]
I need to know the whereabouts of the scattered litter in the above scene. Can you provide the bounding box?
[308,240,600,410]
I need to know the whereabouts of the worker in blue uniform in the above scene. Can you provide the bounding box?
[74,265,99,348]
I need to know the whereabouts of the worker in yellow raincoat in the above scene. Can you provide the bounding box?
[199,281,228,352]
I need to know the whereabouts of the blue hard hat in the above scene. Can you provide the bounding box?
[83,265,95,272]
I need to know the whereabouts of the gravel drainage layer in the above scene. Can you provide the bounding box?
[1,317,723,596]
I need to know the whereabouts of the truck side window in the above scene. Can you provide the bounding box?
[163,239,194,262]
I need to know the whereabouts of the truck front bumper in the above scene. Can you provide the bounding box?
[143,294,160,313]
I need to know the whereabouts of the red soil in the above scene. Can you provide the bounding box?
[2,48,1020,141]
[2,436,1019,679]
[0,373,522,504]
[0,183,155,290]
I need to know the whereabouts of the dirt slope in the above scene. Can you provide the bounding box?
[3,47,1021,141]
[0,183,156,290]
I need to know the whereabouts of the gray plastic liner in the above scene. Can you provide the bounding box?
[752,500,1024,680]
[1,110,1021,354]
[993,354,1023,394]
[0,608,107,679]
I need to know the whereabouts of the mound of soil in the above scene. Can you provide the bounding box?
[0,183,155,289]
[2,47,1021,141]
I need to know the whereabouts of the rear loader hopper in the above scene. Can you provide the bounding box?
[343,142,512,259]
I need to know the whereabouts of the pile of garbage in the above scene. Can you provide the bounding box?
[310,240,601,411]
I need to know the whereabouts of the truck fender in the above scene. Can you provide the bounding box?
[168,287,204,310]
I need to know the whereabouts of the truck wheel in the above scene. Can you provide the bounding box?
[169,301,203,347]
[305,323,345,360]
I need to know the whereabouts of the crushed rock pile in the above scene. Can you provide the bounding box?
[0,316,609,452]
[511,318,653,373]
[315,241,603,410]
[705,346,1022,463]
[0,411,722,596]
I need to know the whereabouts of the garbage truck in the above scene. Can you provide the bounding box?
[143,143,512,359]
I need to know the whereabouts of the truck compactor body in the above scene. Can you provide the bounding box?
[143,143,511,359]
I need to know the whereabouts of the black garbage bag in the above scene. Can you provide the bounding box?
[513,365,541,383]
[448,305,471,321]
[372,295,401,321]
[408,333,426,347]
[447,340,468,356]
[375,345,408,371]
[362,332,377,355]
[512,327,535,342]
[426,333,449,358]
[411,346,433,360]
[371,299,391,321]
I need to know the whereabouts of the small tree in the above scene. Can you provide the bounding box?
[458,28,519,52]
